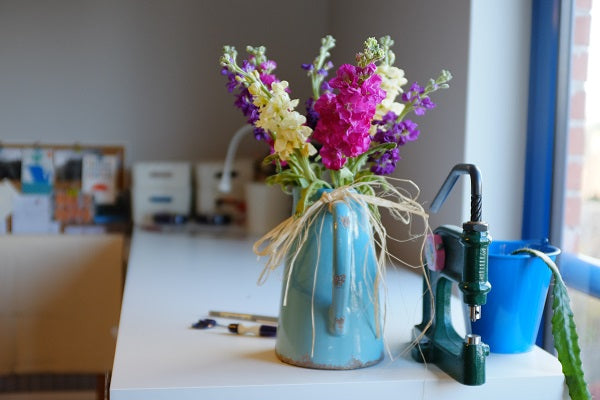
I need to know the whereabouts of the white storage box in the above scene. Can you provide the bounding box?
[132,186,191,226]
[133,162,191,189]
[195,159,253,218]
[132,162,192,226]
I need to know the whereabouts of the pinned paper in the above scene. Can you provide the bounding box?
[21,148,54,194]
[82,153,118,205]
[11,193,59,234]
[0,179,18,220]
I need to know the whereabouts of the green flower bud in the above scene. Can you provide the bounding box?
[356,37,384,67]
[379,36,396,66]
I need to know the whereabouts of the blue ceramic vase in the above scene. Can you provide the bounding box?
[275,189,383,369]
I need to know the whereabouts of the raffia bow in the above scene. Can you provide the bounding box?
[252,178,434,356]
[255,179,428,301]
[254,179,429,276]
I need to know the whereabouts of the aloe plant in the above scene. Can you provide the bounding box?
[513,248,591,400]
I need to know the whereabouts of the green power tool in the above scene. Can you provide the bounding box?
[412,163,492,386]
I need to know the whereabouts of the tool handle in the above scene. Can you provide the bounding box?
[227,323,277,337]
[430,163,483,222]
[209,310,278,324]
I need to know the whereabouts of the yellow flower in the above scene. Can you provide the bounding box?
[252,81,316,160]
[248,82,269,108]
[377,64,408,95]
[371,65,409,134]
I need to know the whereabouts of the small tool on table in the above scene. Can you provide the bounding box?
[191,318,276,337]
[208,310,278,325]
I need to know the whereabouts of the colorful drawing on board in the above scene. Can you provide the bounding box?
[21,148,54,194]
[82,153,118,205]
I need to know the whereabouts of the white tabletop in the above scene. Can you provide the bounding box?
[110,229,566,400]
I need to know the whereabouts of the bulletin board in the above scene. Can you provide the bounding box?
[0,143,125,192]
[0,143,126,231]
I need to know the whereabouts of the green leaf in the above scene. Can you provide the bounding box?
[512,248,591,400]
[294,181,320,216]
[347,142,396,177]
[338,167,353,182]
[262,153,280,166]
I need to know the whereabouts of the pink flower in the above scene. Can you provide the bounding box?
[312,63,385,170]
[329,64,360,90]
[319,146,345,170]
[260,73,278,88]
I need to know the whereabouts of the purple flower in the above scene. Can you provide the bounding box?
[402,82,436,116]
[253,127,270,142]
[414,97,435,116]
[301,63,314,71]
[372,114,420,146]
[321,81,333,92]
[399,119,420,141]
[369,113,421,175]
[241,59,256,73]
[234,92,254,115]
[305,97,319,130]
[260,60,277,73]
[221,67,239,93]
[221,56,284,144]
[370,148,400,175]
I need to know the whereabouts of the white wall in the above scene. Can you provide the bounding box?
[0,0,531,244]
[0,0,329,165]
[328,0,532,256]
[329,0,471,233]
[465,0,532,240]
[326,0,473,259]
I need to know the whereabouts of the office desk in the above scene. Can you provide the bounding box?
[110,229,565,399]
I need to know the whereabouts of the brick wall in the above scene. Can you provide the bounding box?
[563,0,594,253]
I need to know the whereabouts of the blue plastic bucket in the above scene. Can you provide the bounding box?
[471,240,560,353]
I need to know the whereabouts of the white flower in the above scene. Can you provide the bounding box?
[252,81,316,160]
[371,65,409,133]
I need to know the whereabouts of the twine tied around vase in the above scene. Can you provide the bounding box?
[253,178,435,355]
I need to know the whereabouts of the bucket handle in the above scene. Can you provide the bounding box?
[330,200,351,336]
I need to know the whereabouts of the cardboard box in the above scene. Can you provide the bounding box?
[0,234,123,373]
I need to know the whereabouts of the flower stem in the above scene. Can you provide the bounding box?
[309,35,336,99]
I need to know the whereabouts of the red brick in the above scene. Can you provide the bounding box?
[570,90,586,120]
[564,196,583,226]
[576,0,593,12]
[574,15,592,46]
[571,52,589,81]
[566,162,584,190]
[569,126,586,155]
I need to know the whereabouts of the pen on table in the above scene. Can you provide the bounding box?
[208,310,278,325]
[191,318,277,337]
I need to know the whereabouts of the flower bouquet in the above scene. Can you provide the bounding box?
[220,36,451,369]
[221,35,450,214]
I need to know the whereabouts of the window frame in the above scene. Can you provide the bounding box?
[524,0,600,346]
